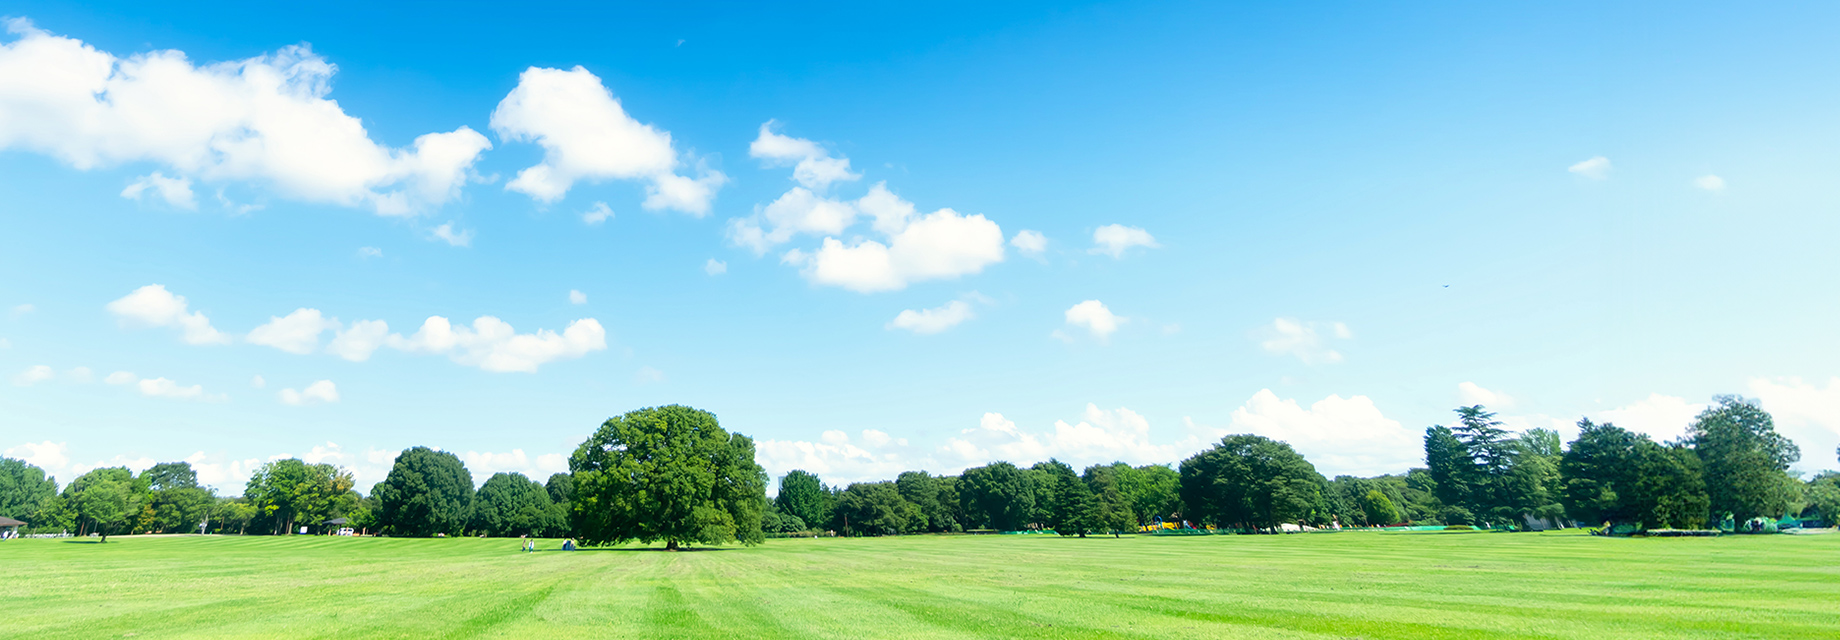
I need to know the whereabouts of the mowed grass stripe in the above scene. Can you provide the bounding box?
[3,531,1837,639]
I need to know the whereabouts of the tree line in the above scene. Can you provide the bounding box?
[3,398,1838,544]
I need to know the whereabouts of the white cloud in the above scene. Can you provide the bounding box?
[1749,377,1840,473]
[1211,390,1417,477]
[1010,230,1047,258]
[459,449,571,487]
[388,316,606,373]
[635,366,665,383]
[105,370,137,385]
[490,65,724,215]
[784,204,1006,293]
[138,376,222,401]
[1592,394,1705,444]
[1063,300,1123,342]
[704,258,727,275]
[120,171,195,209]
[938,405,1200,474]
[1457,381,1513,408]
[5,440,70,475]
[888,300,973,335]
[106,284,231,345]
[328,319,389,362]
[1259,318,1348,364]
[255,442,397,491]
[430,222,472,247]
[65,366,92,383]
[278,379,338,406]
[246,308,339,355]
[357,246,382,258]
[1695,174,1726,192]
[569,289,587,305]
[757,430,917,486]
[1090,224,1159,258]
[9,303,33,316]
[0,20,490,215]
[1569,156,1611,180]
[249,374,265,388]
[749,121,860,192]
[183,450,266,491]
[12,364,53,386]
[581,201,614,225]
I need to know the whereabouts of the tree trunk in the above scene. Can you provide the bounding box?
[666,540,680,551]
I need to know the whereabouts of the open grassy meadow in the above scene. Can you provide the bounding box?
[4,530,1837,639]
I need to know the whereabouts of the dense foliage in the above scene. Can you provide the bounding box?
[371,448,475,537]
[470,472,566,537]
[1178,434,1331,529]
[569,405,767,550]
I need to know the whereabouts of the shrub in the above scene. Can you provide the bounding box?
[1443,524,1475,531]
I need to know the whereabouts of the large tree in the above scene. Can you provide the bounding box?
[141,462,199,491]
[775,470,831,532]
[65,467,140,542]
[832,481,921,535]
[959,462,1036,531]
[1358,489,1403,526]
[1687,396,1801,522]
[570,405,767,550]
[371,447,475,537]
[1082,464,1138,536]
[1032,460,1099,536]
[1423,424,1475,524]
[1179,434,1330,530]
[470,472,564,537]
[1560,419,1709,530]
[896,471,957,532]
[246,459,358,535]
[0,457,58,523]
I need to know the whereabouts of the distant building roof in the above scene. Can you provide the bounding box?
[0,516,25,526]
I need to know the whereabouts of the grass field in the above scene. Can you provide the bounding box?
[3,530,1837,639]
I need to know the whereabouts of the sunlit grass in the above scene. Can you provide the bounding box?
[3,530,1836,639]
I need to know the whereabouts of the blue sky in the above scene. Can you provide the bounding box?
[5,1,1839,493]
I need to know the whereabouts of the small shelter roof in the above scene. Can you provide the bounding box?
[0,516,25,527]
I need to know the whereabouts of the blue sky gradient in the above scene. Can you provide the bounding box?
[5,1,1839,493]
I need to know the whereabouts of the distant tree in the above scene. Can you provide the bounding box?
[546,473,574,505]
[1032,460,1099,536]
[570,405,766,550]
[1504,429,1567,526]
[66,468,139,542]
[933,475,964,529]
[775,470,831,532]
[141,462,199,491]
[1687,396,1801,521]
[246,459,358,535]
[959,462,1036,531]
[896,471,957,532]
[1179,435,1330,530]
[216,498,259,535]
[1802,472,1840,526]
[1103,463,1181,525]
[1401,468,1443,522]
[147,485,215,533]
[1082,464,1137,536]
[470,472,563,537]
[371,447,475,538]
[1423,425,1474,522]
[0,457,58,523]
[1359,489,1403,526]
[1559,419,1644,525]
[833,481,921,535]
[1634,442,1709,529]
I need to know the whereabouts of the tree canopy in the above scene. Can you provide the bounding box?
[1179,434,1330,530]
[569,405,766,549]
[959,462,1036,531]
[0,457,58,523]
[775,469,831,532]
[371,447,475,537]
[470,472,563,537]
[246,459,357,535]
[1687,396,1801,521]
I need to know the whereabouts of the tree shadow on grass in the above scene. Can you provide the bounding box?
[60,540,106,544]
[566,546,733,552]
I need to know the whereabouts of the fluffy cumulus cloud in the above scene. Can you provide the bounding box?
[388,316,607,373]
[1748,377,1840,472]
[106,284,230,345]
[1010,230,1047,258]
[278,379,338,406]
[5,440,70,474]
[138,376,224,401]
[756,429,916,487]
[460,449,571,486]
[489,65,724,215]
[1215,390,1418,477]
[0,20,490,215]
[568,289,587,305]
[1258,318,1350,364]
[1591,394,1706,443]
[941,405,1196,472]
[246,308,340,354]
[729,125,1007,293]
[581,201,614,225]
[1090,224,1158,258]
[120,171,195,208]
[1568,156,1611,180]
[704,258,727,276]
[1457,381,1513,407]
[430,222,472,247]
[887,300,974,335]
[12,364,53,386]
[1061,300,1123,342]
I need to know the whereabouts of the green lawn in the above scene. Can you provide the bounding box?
[2,530,1836,639]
